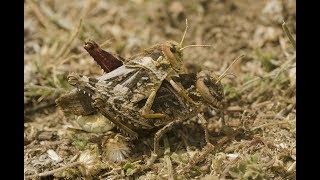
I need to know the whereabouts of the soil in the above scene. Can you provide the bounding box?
[24,0,296,179]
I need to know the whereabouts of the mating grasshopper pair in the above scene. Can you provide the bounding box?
[56,20,231,158]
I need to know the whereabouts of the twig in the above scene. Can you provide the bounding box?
[251,101,272,109]
[59,51,88,65]
[226,106,243,112]
[239,55,295,93]
[251,121,290,131]
[163,137,174,180]
[24,99,56,115]
[177,130,190,150]
[55,19,83,61]
[24,140,71,154]
[282,21,296,50]
[146,152,158,167]
[287,161,296,173]
[38,2,70,31]
[221,156,240,178]
[197,114,210,144]
[24,84,58,92]
[80,0,96,19]
[26,0,52,29]
[214,129,244,153]
[177,143,214,175]
[25,161,81,179]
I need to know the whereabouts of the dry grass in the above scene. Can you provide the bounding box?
[24,0,296,179]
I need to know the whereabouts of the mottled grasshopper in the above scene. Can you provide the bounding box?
[56,20,242,156]
[57,67,224,154]
[65,20,214,137]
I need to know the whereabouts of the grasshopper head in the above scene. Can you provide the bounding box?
[196,71,224,108]
[161,40,212,73]
[162,40,184,72]
[195,55,244,108]
[161,19,212,73]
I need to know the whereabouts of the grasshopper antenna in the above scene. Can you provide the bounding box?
[180,44,212,51]
[179,19,212,50]
[215,54,245,84]
[180,19,188,46]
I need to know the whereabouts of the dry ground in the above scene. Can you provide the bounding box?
[24,0,296,179]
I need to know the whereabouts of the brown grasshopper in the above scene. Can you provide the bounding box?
[57,68,225,153]
[56,20,241,156]
[65,20,214,138]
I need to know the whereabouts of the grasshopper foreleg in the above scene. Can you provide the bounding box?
[141,89,166,119]
[168,78,200,106]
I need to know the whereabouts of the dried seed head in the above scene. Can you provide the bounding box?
[77,145,102,177]
[102,134,131,162]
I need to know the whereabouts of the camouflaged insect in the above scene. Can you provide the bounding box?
[56,21,225,155]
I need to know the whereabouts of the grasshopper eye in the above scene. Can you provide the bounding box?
[67,74,79,86]
[170,46,176,53]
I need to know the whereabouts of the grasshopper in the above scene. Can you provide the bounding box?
[57,68,225,156]
[56,20,242,156]
[65,20,213,138]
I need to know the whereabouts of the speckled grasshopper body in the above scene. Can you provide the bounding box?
[56,20,228,155]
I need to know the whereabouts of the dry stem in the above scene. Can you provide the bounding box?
[164,137,174,180]
[26,0,52,29]
[282,21,296,50]
[25,161,81,179]
[54,19,83,61]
